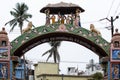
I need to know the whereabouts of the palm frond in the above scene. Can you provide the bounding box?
[53,47,60,63]
[10,22,17,32]
[54,41,61,47]
[10,11,18,17]
[15,3,21,14]
[5,19,16,26]
[42,49,51,56]
[42,41,62,63]
[21,14,32,21]
[23,13,32,18]
[13,8,19,14]
[21,3,28,11]
[46,51,53,62]
[55,50,60,62]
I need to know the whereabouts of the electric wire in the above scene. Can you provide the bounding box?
[113,0,120,17]
[60,60,90,64]
[99,0,119,31]
[27,58,92,64]
[106,0,115,18]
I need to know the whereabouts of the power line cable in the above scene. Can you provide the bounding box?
[60,60,89,64]
[107,0,115,18]
[113,1,120,17]
[27,58,98,64]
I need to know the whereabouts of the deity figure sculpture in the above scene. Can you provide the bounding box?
[45,9,50,25]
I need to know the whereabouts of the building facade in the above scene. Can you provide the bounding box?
[34,62,92,80]
[0,28,11,80]
[34,62,59,80]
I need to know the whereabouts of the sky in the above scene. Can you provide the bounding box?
[0,0,120,74]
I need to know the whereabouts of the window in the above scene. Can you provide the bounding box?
[114,41,119,47]
[1,41,7,46]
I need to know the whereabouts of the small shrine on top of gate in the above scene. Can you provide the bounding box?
[40,2,85,27]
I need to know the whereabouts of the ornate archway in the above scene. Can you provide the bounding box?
[10,24,110,58]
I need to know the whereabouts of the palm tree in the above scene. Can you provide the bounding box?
[5,3,32,80]
[42,41,61,63]
[5,2,32,34]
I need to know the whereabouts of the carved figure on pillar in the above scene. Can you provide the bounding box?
[45,9,50,25]
[75,9,81,27]
[60,14,66,24]
[51,14,56,24]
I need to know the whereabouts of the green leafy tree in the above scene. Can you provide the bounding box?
[5,2,32,34]
[42,41,61,63]
[92,72,103,80]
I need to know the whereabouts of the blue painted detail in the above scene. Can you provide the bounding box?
[10,60,13,80]
[15,59,28,80]
[0,63,8,79]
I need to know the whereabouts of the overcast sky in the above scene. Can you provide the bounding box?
[0,0,120,74]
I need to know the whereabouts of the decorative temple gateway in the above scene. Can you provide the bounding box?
[10,2,114,80]
[40,2,85,27]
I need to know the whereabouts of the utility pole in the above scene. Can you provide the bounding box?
[105,16,119,37]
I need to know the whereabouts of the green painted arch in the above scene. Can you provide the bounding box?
[10,24,110,57]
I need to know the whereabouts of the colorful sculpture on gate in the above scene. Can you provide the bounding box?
[40,2,85,27]
[90,24,101,36]
[22,22,33,34]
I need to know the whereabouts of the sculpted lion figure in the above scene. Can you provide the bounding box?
[90,24,101,36]
[22,22,32,34]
